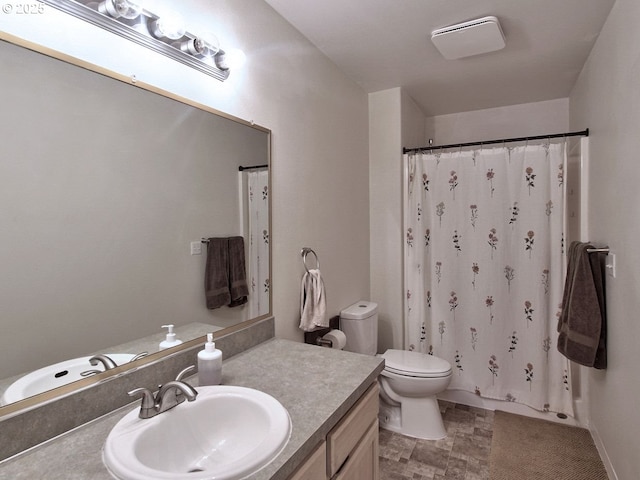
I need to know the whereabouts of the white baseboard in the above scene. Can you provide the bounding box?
[589,422,618,480]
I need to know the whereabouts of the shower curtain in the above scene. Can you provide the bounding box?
[404,143,574,415]
[246,169,270,318]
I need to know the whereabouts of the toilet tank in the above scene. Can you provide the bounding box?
[339,301,378,355]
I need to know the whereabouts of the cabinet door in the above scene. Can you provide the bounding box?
[288,441,327,480]
[333,420,379,480]
[327,382,379,477]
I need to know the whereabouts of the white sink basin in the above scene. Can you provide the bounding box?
[103,385,291,480]
[1,353,136,405]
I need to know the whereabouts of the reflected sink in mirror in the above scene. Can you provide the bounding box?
[0,354,136,405]
[103,385,291,480]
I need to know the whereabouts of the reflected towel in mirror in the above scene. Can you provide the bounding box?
[228,236,249,307]
[205,238,232,309]
[205,237,249,309]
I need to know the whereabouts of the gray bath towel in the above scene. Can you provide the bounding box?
[228,236,249,307]
[557,241,607,369]
[205,238,231,309]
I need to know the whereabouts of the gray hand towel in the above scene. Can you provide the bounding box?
[228,236,249,307]
[205,238,231,309]
[557,241,607,369]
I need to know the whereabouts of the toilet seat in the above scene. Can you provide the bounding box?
[381,349,452,378]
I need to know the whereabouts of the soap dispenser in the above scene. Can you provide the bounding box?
[197,333,222,386]
[159,324,182,350]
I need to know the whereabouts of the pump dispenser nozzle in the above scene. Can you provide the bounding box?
[159,324,182,350]
[205,333,215,352]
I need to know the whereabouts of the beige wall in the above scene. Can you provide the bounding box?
[570,1,640,479]
[369,88,403,352]
[2,0,370,346]
[430,98,569,145]
[369,88,428,353]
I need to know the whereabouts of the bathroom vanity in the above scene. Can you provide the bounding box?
[0,337,383,479]
[289,382,380,479]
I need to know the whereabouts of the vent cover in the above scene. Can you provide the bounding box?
[431,16,505,60]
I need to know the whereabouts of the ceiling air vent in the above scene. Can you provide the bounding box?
[431,16,505,60]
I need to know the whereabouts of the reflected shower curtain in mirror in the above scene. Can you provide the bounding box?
[404,143,573,415]
[247,170,270,318]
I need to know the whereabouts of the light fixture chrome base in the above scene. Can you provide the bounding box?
[41,0,231,81]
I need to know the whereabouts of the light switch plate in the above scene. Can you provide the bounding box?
[190,241,202,255]
[605,253,616,278]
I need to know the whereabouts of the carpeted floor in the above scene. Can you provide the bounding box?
[489,410,609,480]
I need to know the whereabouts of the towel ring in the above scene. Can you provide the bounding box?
[301,247,319,273]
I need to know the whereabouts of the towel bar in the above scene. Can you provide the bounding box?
[301,247,320,273]
[586,248,609,253]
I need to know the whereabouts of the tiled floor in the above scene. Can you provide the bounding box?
[379,401,493,480]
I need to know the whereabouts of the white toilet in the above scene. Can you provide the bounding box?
[340,301,452,440]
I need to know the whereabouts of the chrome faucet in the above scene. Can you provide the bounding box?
[82,353,147,377]
[89,354,118,370]
[128,367,198,419]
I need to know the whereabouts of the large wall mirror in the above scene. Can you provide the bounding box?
[0,36,271,415]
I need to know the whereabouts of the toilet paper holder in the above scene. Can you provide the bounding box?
[316,337,333,348]
[304,315,340,347]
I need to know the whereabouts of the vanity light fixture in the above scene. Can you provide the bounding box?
[41,0,233,81]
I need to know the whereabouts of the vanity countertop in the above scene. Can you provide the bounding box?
[0,338,384,480]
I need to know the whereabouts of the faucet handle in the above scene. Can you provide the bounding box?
[175,365,196,382]
[129,351,149,363]
[128,387,156,409]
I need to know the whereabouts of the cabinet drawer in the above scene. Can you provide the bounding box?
[288,441,326,480]
[327,381,379,477]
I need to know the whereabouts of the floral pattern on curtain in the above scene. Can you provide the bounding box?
[247,170,270,318]
[404,143,573,415]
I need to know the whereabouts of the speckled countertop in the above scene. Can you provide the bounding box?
[0,338,384,480]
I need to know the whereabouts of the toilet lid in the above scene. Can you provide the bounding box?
[381,349,452,378]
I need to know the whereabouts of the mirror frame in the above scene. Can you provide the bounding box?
[0,31,272,418]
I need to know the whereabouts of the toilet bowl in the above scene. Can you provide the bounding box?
[340,301,453,440]
[378,349,452,440]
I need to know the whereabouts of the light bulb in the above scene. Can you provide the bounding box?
[151,14,186,40]
[181,33,219,57]
[98,0,142,20]
[214,48,247,70]
[219,48,246,70]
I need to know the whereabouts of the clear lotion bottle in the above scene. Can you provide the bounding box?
[198,333,222,386]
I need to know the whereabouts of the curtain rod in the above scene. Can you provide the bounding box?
[238,164,268,171]
[403,128,589,154]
